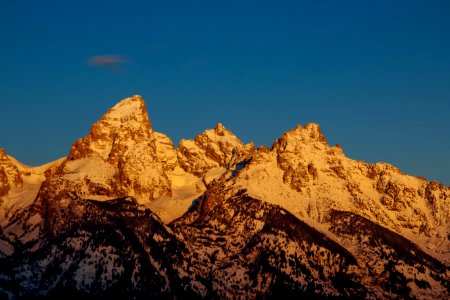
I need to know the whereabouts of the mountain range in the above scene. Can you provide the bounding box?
[0,95,448,299]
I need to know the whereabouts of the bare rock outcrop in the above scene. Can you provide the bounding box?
[177,123,254,177]
[44,95,173,203]
[230,122,450,262]
[0,148,22,198]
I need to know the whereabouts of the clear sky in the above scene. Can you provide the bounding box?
[0,0,449,185]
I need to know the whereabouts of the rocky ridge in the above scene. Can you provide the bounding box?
[178,122,254,177]
[227,123,450,263]
[63,95,172,201]
[0,95,448,299]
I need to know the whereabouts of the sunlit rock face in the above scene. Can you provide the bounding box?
[177,123,254,177]
[54,95,173,202]
[0,95,449,299]
[230,121,450,264]
[25,96,174,239]
[0,148,22,198]
[153,132,178,171]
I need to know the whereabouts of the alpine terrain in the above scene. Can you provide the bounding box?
[0,95,448,299]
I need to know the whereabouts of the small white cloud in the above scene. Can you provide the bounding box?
[88,55,128,71]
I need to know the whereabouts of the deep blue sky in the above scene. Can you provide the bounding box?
[1,0,449,185]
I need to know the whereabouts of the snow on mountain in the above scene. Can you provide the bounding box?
[37,97,250,210]
[145,122,255,223]
[0,152,64,257]
[0,149,23,198]
[227,123,450,263]
[173,191,367,298]
[0,95,448,299]
[65,95,172,202]
[0,156,64,224]
[178,123,254,177]
[171,177,448,298]
[2,197,202,299]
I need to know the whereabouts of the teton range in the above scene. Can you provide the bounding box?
[0,95,448,299]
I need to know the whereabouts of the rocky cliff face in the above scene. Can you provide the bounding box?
[0,149,22,198]
[34,96,252,208]
[228,122,450,264]
[178,123,254,177]
[3,191,447,299]
[49,95,173,203]
[0,95,448,299]
[1,96,258,243]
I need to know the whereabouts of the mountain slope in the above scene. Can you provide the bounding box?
[227,123,450,263]
[0,95,448,299]
[61,95,173,202]
[173,190,367,298]
[0,149,22,198]
[0,197,202,299]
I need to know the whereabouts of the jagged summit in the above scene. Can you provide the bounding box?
[0,95,448,299]
[44,95,172,203]
[230,118,450,264]
[213,122,226,135]
[29,97,253,211]
[68,95,153,161]
[105,95,147,120]
[273,123,328,149]
[178,122,254,177]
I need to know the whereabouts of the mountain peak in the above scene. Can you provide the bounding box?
[287,123,327,144]
[61,95,172,202]
[104,95,147,120]
[99,94,152,133]
[68,95,153,161]
[2,95,450,299]
[178,123,254,177]
[214,122,226,136]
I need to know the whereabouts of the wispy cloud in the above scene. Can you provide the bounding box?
[88,55,128,71]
